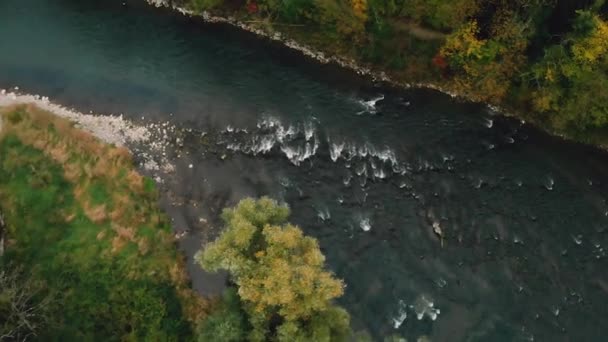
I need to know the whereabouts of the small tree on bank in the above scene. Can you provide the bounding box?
[196,197,350,341]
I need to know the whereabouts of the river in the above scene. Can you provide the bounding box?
[2,0,608,340]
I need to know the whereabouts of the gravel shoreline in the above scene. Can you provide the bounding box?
[0,89,176,175]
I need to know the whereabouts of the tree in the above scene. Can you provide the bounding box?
[529,11,608,131]
[196,197,350,341]
[571,10,608,64]
[440,19,527,102]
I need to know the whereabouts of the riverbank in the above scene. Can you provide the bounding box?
[0,104,210,339]
[144,0,608,149]
[0,89,177,175]
[144,0,454,93]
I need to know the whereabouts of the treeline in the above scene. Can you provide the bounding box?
[178,0,608,145]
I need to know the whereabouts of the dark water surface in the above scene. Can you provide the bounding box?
[2,0,608,340]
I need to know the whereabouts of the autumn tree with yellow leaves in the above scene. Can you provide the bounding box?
[440,18,528,103]
[196,197,350,342]
[351,0,367,21]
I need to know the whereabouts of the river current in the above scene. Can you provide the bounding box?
[2,0,608,340]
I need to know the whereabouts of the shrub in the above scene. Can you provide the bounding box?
[197,289,248,342]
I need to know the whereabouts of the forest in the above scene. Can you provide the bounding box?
[178,0,608,145]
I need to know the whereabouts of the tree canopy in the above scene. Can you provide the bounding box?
[197,197,350,341]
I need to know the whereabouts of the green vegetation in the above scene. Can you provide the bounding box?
[0,105,210,340]
[0,266,50,340]
[196,197,351,342]
[0,106,354,340]
[196,288,248,342]
[176,0,608,145]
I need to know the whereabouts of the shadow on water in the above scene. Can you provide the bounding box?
[2,0,608,340]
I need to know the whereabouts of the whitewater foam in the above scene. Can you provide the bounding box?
[413,295,440,321]
[357,94,384,115]
[358,215,372,232]
[328,139,345,162]
[392,300,408,329]
[222,115,322,165]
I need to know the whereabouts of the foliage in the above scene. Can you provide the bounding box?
[351,0,368,22]
[197,289,248,342]
[190,0,225,11]
[440,19,527,102]
[441,21,487,64]
[571,11,608,64]
[254,0,314,22]
[0,106,210,340]
[312,0,367,40]
[184,0,608,145]
[197,197,350,341]
[0,266,50,341]
[529,11,608,133]
[398,0,479,31]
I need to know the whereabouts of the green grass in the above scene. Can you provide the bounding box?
[0,107,210,341]
[88,180,112,206]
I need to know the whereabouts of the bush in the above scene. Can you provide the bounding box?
[197,289,248,342]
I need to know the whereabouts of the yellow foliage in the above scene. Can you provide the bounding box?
[441,18,528,103]
[441,21,485,60]
[572,16,608,64]
[235,223,343,321]
[545,67,555,82]
[198,198,348,339]
[533,94,553,112]
[351,0,367,21]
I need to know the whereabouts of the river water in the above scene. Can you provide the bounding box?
[2,0,608,340]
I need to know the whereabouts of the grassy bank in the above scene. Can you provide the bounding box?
[0,105,210,340]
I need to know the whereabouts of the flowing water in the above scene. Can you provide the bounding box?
[2,0,608,340]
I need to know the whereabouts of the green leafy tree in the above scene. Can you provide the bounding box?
[529,11,608,132]
[196,197,350,342]
[197,289,248,342]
